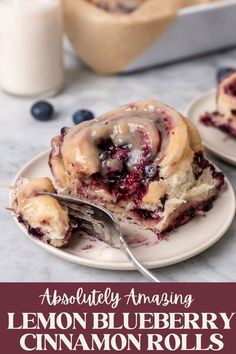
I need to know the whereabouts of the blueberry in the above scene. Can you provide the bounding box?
[73,109,94,125]
[61,126,69,136]
[31,101,54,121]
[217,67,235,83]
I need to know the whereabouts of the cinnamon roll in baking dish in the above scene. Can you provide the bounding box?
[200,71,236,138]
[85,0,219,13]
[85,0,146,13]
[50,99,224,235]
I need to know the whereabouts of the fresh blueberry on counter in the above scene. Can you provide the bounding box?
[217,67,235,82]
[73,109,95,125]
[31,101,54,121]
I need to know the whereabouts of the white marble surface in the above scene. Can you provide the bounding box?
[0,46,236,282]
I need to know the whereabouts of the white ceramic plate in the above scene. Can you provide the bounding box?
[186,90,236,166]
[11,150,235,270]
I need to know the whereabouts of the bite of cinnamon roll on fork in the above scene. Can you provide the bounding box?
[50,99,224,236]
[12,178,75,248]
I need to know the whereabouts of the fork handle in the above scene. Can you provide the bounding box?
[118,230,160,283]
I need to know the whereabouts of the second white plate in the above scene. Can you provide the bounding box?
[186,90,236,166]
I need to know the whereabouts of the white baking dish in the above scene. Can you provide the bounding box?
[123,0,236,72]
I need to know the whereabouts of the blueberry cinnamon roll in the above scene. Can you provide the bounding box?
[200,71,236,138]
[50,99,224,235]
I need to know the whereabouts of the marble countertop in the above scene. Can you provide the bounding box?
[1,46,235,282]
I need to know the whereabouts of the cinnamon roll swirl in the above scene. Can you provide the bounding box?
[200,71,236,138]
[50,99,224,235]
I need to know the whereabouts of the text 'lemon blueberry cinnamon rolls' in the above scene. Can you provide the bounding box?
[200,71,236,138]
[50,99,224,235]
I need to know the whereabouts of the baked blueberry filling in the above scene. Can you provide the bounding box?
[80,140,224,229]
[217,124,236,137]
[200,112,236,138]
[163,197,215,235]
[133,153,224,225]
[133,209,162,222]
[135,150,224,226]
[17,214,45,239]
[61,126,69,137]
[17,211,73,247]
[231,109,236,116]
[193,151,224,190]
[133,196,168,222]
[87,137,160,204]
[200,112,216,126]
[79,134,224,227]
[224,78,236,96]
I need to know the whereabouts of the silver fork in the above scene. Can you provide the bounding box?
[41,192,160,283]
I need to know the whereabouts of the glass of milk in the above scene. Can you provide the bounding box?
[0,0,64,97]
